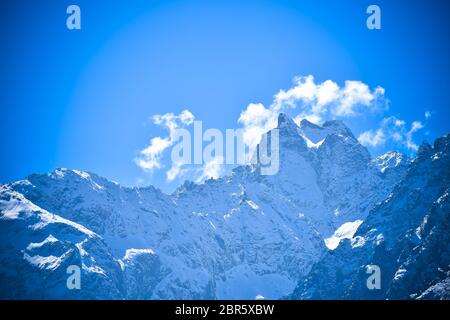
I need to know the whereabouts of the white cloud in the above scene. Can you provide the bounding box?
[136,109,227,184]
[358,116,426,151]
[406,121,424,151]
[334,82,385,116]
[358,129,385,147]
[410,121,424,132]
[135,110,195,175]
[394,119,405,127]
[135,136,171,171]
[273,76,386,120]
[238,103,277,154]
[152,109,195,135]
[166,162,183,182]
[196,156,224,183]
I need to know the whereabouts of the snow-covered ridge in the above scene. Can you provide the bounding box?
[1,114,433,300]
[290,133,450,300]
[372,151,409,173]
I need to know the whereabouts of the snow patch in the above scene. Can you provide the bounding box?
[24,253,63,270]
[247,200,259,210]
[302,135,325,149]
[73,169,91,179]
[123,248,155,260]
[394,268,407,281]
[26,235,58,250]
[324,220,363,250]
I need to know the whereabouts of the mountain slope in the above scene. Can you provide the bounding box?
[290,134,450,300]
[0,187,124,299]
[0,114,417,299]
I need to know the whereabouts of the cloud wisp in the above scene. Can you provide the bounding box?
[135,110,231,183]
[135,109,195,174]
[358,113,429,151]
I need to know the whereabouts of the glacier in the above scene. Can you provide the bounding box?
[1,113,448,300]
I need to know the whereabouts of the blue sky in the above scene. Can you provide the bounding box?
[1,0,450,192]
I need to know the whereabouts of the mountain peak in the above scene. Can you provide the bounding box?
[322,120,354,138]
[299,119,322,130]
[417,141,433,158]
[277,113,298,129]
[372,151,408,173]
[295,118,355,145]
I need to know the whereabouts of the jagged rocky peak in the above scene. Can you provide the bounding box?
[270,115,372,169]
[297,118,356,147]
[263,113,306,152]
[173,180,198,195]
[433,133,450,153]
[289,132,450,300]
[13,167,127,199]
[414,133,449,164]
[275,113,356,143]
[26,167,110,187]
[417,141,433,158]
[298,119,327,145]
[277,112,298,129]
[323,119,354,134]
[412,137,449,167]
[299,118,321,129]
[372,151,409,173]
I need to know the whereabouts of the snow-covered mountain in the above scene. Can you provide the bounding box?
[289,134,450,300]
[2,113,443,300]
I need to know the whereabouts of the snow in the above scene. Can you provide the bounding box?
[26,235,58,250]
[372,151,407,173]
[246,200,259,210]
[291,133,450,300]
[394,268,407,281]
[0,113,421,300]
[324,220,363,250]
[123,248,155,260]
[73,169,91,179]
[350,236,366,248]
[302,135,325,149]
[24,253,62,270]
